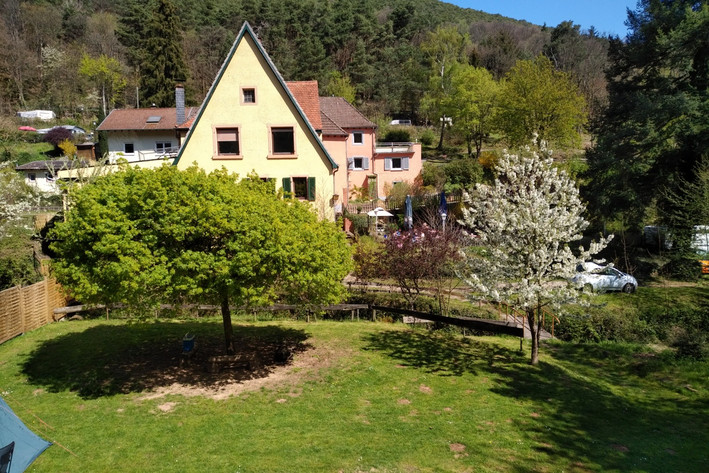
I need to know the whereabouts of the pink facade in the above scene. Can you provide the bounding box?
[286,89,422,205]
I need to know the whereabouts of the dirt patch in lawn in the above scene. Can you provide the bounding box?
[136,335,346,401]
[22,323,349,401]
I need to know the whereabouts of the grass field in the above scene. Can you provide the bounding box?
[0,317,707,472]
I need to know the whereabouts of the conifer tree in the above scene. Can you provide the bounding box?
[139,0,187,107]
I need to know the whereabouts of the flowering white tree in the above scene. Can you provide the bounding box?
[0,161,37,238]
[460,148,611,364]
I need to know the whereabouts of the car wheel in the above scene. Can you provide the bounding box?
[584,283,594,293]
[622,283,635,294]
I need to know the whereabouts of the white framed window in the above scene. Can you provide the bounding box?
[215,128,240,156]
[28,173,36,181]
[352,131,364,145]
[348,157,369,171]
[124,143,134,154]
[384,157,409,171]
[270,126,296,156]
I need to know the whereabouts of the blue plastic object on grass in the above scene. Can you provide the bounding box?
[0,396,51,473]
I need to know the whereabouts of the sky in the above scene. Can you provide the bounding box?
[445,0,640,38]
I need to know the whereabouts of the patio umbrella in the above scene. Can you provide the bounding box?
[367,207,393,232]
[405,195,413,230]
[439,191,448,231]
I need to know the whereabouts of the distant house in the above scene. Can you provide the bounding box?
[15,160,83,193]
[96,99,197,163]
[320,96,421,202]
[287,86,422,203]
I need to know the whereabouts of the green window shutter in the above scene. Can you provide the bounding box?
[282,177,292,197]
[307,177,316,201]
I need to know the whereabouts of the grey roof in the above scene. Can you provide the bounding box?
[15,160,88,172]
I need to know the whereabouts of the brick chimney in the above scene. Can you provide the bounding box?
[175,84,185,125]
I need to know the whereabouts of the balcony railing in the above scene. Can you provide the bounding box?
[375,142,417,153]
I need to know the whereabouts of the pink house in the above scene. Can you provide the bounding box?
[287,82,422,205]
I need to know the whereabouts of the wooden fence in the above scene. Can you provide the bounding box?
[0,279,67,345]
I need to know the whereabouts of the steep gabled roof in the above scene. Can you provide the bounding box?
[319,96,376,130]
[97,107,197,131]
[174,22,337,169]
[286,81,322,130]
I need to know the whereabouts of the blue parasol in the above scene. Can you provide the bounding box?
[405,195,413,230]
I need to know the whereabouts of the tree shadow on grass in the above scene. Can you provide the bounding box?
[21,321,309,399]
[365,330,709,472]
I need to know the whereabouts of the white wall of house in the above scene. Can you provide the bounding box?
[19,171,60,193]
[106,131,180,163]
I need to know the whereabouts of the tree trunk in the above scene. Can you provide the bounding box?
[220,289,235,355]
[527,308,539,365]
[437,118,445,150]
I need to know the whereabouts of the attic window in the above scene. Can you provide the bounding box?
[242,88,256,104]
[146,116,162,123]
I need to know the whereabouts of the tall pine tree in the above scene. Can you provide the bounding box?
[139,0,187,107]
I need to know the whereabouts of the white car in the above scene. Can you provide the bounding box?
[572,262,638,293]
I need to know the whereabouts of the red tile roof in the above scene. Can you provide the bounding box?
[285,81,322,130]
[97,107,198,131]
[319,96,376,130]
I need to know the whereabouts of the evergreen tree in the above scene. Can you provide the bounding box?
[139,0,187,107]
[586,1,709,236]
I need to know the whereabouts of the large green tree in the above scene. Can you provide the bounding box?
[50,165,352,353]
[78,53,127,116]
[420,25,472,149]
[496,56,587,149]
[448,64,500,158]
[585,1,709,237]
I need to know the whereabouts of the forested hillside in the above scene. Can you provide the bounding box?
[0,0,609,123]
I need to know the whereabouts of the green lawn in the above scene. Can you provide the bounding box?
[0,318,707,472]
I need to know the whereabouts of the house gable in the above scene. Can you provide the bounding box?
[174,22,337,176]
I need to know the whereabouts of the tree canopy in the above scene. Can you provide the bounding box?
[496,56,587,149]
[447,64,500,158]
[0,0,609,127]
[50,165,352,353]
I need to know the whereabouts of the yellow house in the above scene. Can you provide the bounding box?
[174,22,338,218]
